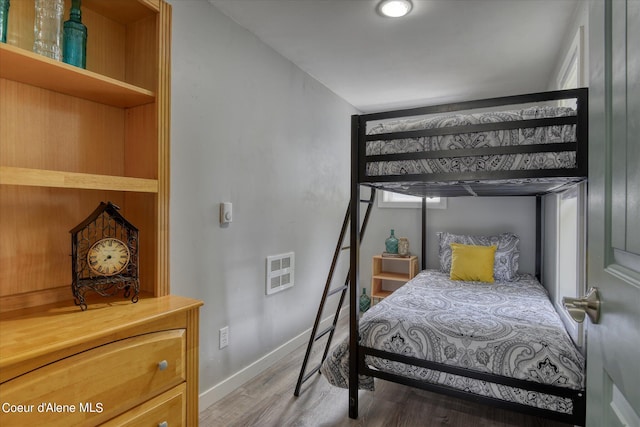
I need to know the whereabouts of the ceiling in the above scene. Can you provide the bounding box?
[209,0,580,113]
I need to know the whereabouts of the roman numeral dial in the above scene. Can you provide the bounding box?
[87,238,131,277]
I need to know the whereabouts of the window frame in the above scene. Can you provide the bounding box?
[557,26,585,92]
[554,183,587,346]
[377,190,447,209]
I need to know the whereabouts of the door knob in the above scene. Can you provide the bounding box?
[562,287,601,324]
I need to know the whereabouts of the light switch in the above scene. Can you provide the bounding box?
[220,202,232,224]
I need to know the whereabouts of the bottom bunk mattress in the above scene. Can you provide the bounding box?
[320,270,585,414]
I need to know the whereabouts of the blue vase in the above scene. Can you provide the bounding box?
[0,0,9,43]
[359,288,371,313]
[62,0,86,68]
[385,229,398,254]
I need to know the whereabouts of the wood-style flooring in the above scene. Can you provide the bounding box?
[199,315,571,427]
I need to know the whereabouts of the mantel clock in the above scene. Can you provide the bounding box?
[70,202,139,310]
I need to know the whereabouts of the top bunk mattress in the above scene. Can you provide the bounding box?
[355,89,588,197]
[366,106,576,175]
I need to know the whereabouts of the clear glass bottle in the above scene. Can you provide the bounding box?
[0,0,9,43]
[63,0,87,68]
[33,0,64,60]
[398,237,409,256]
[385,229,398,254]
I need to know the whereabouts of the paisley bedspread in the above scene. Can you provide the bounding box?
[320,270,585,414]
[365,106,577,177]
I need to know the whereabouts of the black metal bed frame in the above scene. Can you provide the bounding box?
[348,88,588,425]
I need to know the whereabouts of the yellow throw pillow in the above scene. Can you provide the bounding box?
[449,243,497,283]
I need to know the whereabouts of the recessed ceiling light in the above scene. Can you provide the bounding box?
[377,0,413,18]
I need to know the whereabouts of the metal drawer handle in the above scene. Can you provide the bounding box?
[158,360,168,371]
[158,422,168,427]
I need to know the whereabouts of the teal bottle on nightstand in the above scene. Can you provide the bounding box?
[359,288,371,313]
[62,0,86,68]
[385,229,398,254]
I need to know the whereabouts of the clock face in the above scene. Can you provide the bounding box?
[87,238,131,277]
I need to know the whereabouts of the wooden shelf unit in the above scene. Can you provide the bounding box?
[0,0,171,308]
[371,255,419,302]
[0,1,202,425]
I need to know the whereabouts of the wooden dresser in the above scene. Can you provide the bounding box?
[0,296,202,426]
[0,1,202,425]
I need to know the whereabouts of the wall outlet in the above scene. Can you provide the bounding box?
[219,326,229,349]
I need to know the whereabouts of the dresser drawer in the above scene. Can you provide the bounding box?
[101,383,185,427]
[0,329,185,426]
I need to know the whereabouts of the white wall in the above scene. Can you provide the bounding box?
[168,0,356,405]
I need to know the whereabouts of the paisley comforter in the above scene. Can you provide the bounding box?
[365,106,577,178]
[320,270,585,414]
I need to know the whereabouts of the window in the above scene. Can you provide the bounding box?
[557,26,585,108]
[555,183,586,345]
[377,191,447,209]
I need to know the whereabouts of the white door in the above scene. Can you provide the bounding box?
[586,0,640,426]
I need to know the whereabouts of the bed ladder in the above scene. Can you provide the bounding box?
[293,188,376,397]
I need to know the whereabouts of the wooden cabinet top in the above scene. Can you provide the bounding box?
[0,295,202,383]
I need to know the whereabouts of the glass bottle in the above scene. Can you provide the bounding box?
[62,0,87,68]
[33,0,64,60]
[0,0,9,43]
[359,288,371,313]
[385,229,398,254]
[398,237,409,256]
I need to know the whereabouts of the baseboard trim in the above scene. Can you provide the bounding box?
[199,305,349,412]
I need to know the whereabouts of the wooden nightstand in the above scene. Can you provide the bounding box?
[371,255,419,303]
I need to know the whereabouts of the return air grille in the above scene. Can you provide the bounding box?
[266,252,295,295]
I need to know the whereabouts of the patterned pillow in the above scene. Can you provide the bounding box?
[437,232,520,281]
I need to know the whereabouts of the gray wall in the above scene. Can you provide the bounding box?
[168,0,355,397]
[359,194,537,294]
[168,0,540,405]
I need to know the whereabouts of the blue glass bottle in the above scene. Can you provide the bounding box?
[385,229,398,254]
[359,288,371,313]
[0,0,9,43]
[62,0,86,68]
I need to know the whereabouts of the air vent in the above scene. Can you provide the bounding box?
[266,252,295,295]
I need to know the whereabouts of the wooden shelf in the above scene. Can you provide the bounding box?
[371,290,394,300]
[0,44,155,108]
[372,271,412,282]
[371,255,419,302]
[0,167,159,193]
[82,0,158,24]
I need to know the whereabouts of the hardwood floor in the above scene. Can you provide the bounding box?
[200,315,571,427]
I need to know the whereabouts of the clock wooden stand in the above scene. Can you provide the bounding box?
[70,201,139,310]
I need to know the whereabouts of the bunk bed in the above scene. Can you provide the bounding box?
[322,88,588,425]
